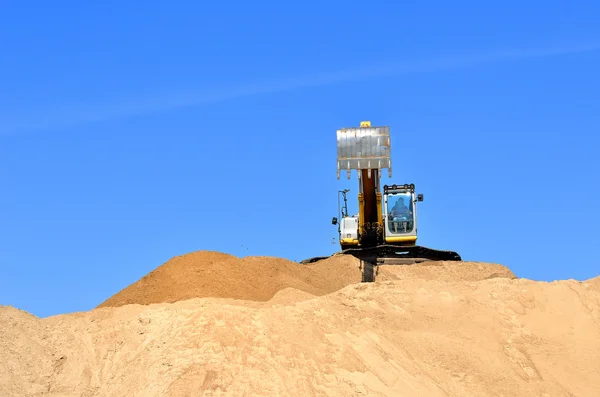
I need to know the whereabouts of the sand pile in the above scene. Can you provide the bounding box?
[97,250,516,308]
[2,252,599,397]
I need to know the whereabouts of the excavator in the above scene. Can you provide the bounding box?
[301,121,461,281]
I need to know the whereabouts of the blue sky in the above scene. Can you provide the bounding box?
[1,1,599,318]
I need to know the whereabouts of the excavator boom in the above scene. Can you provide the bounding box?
[336,122,389,248]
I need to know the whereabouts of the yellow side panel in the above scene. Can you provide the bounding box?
[385,236,418,243]
[340,238,359,245]
[357,192,365,235]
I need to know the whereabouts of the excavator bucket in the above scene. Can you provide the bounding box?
[336,122,392,179]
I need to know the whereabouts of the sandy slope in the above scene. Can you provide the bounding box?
[96,251,516,308]
[1,253,599,396]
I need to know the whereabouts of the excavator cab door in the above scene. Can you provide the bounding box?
[383,185,418,245]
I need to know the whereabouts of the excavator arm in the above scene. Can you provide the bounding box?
[337,121,390,247]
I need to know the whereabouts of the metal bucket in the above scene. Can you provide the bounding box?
[336,124,392,179]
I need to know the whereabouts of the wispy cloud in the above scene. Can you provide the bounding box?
[2,41,599,135]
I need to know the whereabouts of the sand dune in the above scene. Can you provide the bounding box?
[96,251,516,308]
[1,251,599,396]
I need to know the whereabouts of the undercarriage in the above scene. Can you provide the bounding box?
[300,244,462,282]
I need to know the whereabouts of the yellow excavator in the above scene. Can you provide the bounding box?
[302,121,461,281]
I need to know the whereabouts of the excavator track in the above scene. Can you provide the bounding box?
[342,244,461,282]
[299,245,461,282]
[299,245,460,265]
[341,244,461,263]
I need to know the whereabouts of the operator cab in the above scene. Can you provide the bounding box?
[387,193,413,233]
[383,184,423,245]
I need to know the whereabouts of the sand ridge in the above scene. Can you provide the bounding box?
[97,250,516,308]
